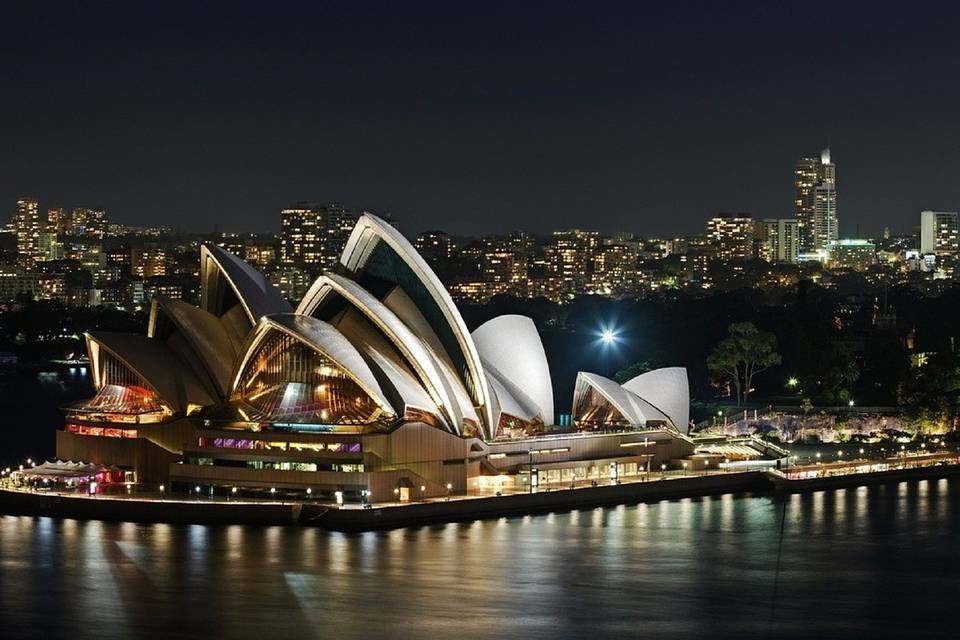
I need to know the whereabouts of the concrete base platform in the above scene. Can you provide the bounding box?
[308,471,769,531]
[0,489,302,526]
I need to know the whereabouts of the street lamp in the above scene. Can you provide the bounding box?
[446,483,452,500]
[158,484,165,497]
[600,328,618,345]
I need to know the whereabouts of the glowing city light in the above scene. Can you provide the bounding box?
[600,329,617,344]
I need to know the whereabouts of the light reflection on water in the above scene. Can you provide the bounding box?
[2,480,959,639]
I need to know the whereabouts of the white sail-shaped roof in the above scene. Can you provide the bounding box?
[200,244,291,326]
[622,367,690,433]
[573,372,643,424]
[232,314,394,418]
[472,315,554,425]
[85,331,216,413]
[147,296,237,400]
[485,366,542,423]
[297,272,469,434]
[339,213,493,431]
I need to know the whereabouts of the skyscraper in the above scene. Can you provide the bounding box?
[794,148,837,252]
[755,219,799,263]
[919,210,959,255]
[279,202,354,270]
[705,213,753,261]
[14,198,43,265]
[71,207,108,238]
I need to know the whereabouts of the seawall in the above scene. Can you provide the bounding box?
[305,471,769,531]
[0,489,302,526]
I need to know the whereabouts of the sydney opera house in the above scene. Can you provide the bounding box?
[59,214,696,502]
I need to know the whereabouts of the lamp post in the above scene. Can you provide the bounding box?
[446,483,452,501]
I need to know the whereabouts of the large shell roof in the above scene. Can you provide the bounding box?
[339,213,493,429]
[472,314,554,425]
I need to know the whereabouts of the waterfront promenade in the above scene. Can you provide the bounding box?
[3,450,960,529]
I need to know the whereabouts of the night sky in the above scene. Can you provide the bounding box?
[3,1,960,237]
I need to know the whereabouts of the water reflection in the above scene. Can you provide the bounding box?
[2,479,960,639]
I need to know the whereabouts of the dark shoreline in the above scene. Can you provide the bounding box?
[4,463,960,531]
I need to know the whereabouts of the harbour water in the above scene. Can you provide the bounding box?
[1,480,958,639]
[1,369,958,639]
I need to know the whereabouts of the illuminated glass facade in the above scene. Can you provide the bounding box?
[234,330,391,426]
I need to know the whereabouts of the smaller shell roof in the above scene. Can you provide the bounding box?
[148,296,237,399]
[234,314,394,417]
[575,371,643,424]
[622,367,690,433]
[200,244,291,325]
[86,331,216,412]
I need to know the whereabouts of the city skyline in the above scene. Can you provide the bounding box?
[4,3,960,236]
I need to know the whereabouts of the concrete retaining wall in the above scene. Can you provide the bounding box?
[310,471,770,531]
[0,488,300,526]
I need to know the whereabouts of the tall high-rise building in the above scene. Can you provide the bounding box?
[72,207,108,238]
[919,210,959,255]
[812,182,837,251]
[755,219,799,263]
[705,213,753,261]
[279,202,354,269]
[545,230,599,298]
[794,148,837,252]
[47,208,70,235]
[14,198,43,265]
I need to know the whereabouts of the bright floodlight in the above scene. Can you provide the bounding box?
[601,329,617,344]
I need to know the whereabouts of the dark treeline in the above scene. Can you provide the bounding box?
[4,280,960,426]
[461,281,960,423]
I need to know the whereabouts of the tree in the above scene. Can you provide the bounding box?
[613,356,668,384]
[707,322,781,406]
